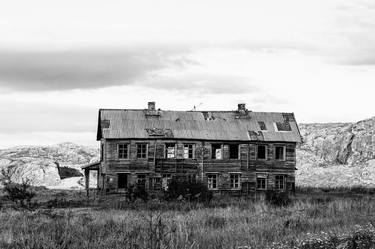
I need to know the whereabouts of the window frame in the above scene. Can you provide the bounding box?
[256,145,267,160]
[136,143,148,159]
[165,143,176,159]
[183,144,194,159]
[229,173,241,189]
[275,145,286,161]
[211,144,223,160]
[207,173,218,190]
[256,177,267,190]
[117,143,129,160]
[275,175,285,190]
[137,174,147,188]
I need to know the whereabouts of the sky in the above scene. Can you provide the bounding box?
[0,0,374,148]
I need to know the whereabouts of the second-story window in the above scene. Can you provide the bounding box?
[257,145,267,160]
[211,144,222,159]
[229,144,239,159]
[118,143,128,159]
[184,144,194,159]
[137,143,147,158]
[165,143,175,158]
[275,146,285,160]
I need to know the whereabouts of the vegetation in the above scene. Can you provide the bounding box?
[1,188,375,248]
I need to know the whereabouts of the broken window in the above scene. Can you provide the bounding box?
[162,174,172,190]
[258,121,267,131]
[137,144,147,158]
[211,144,222,159]
[230,174,241,189]
[275,146,285,160]
[165,143,176,158]
[229,144,239,159]
[118,143,129,159]
[275,122,292,131]
[257,145,267,160]
[207,174,218,190]
[275,175,285,190]
[256,177,267,190]
[184,144,194,159]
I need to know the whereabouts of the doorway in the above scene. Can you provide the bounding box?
[117,173,128,189]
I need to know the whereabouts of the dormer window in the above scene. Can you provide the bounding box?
[258,121,267,131]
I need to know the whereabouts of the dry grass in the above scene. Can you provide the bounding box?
[1,190,375,248]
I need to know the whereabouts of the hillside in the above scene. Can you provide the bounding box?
[297,117,375,187]
[0,142,99,189]
[0,117,374,189]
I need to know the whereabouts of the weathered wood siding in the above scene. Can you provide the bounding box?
[100,139,297,193]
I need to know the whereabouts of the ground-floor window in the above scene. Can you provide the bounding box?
[275,175,285,190]
[230,173,241,189]
[162,173,172,190]
[256,177,267,190]
[207,174,218,190]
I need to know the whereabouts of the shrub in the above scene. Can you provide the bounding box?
[164,179,212,202]
[3,181,36,208]
[126,185,149,202]
[265,190,291,207]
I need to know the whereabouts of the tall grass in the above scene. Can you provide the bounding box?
[1,192,375,248]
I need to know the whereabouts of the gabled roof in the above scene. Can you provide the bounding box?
[96,108,302,143]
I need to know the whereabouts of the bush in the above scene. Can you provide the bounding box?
[164,179,212,202]
[3,181,36,208]
[265,190,291,207]
[126,185,149,202]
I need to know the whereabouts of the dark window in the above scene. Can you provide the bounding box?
[101,144,104,161]
[275,146,285,160]
[118,144,128,159]
[258,121,267,131]
[229,144,239,159]
[257,145,267,159]
[184,144,194,159]
[275,175,285,190]
[165,143,175,158]
[257,177,266,190]
[207,174,218,189]
[230,174,241,189]
[211,144,222,159]
[137,144,147,158]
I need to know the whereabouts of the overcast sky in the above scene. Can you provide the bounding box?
[0,0,374,148]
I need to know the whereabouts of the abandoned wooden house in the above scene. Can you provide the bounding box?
[83,102,302,195]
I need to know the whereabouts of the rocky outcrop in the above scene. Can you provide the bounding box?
[0,142,99,189]
[299,117,375,166]
[297,117,375,187]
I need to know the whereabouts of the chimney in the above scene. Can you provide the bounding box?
[238,103,246,112]
[148,102,156,111]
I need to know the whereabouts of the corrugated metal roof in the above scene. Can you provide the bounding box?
[97,109,302,143]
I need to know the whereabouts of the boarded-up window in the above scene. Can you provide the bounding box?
[137,144,147,158]
[211,144,222,159]
[275,175,285,190]
[275,146,285,160]
[230,174,241,189]
[257,145,267,160]
[118,144,128,159]
[207,174,218,190]
[229,144,239,159]
[165,143,175,158]
[258,121,267,131]
[184,144,194,159]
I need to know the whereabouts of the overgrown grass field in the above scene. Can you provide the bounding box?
[1,188,375,249]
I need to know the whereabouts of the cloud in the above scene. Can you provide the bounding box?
[0,46,193,91]
[140,73,259,94]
